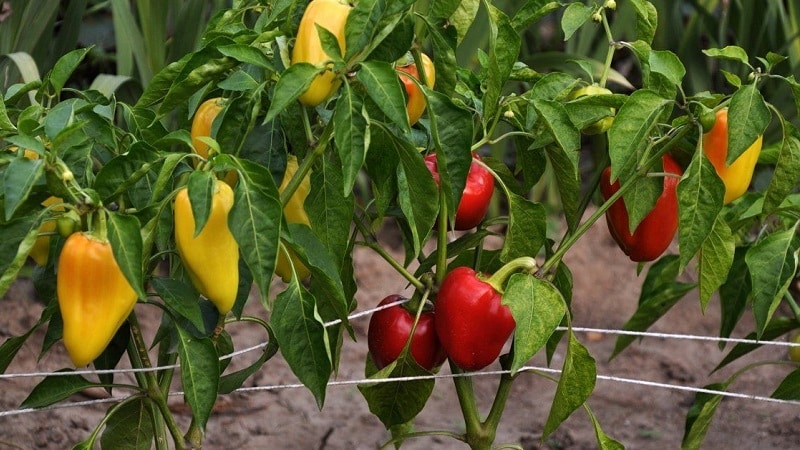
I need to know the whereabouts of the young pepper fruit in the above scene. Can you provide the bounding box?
[291,0,352,107]
[600,154,682,262]
[434,267,515,371]
[569,84,615,135]
[58,231,138,367]
[174,179,239,314]
[190,97,238,187]
[367,295,446,371]
[702,108,764,204]
[424,153,495,230]
[396,53,435,125]
[275,155,312,282]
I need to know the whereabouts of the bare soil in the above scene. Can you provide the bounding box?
[1,212,799,449]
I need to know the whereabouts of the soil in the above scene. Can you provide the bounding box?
[1,211,799,450]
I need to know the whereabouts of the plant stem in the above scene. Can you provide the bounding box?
[436,189,449,285]
[353,218,425,290]
[482,372,515,442]
[129,312,186,450]
[450,362,484,447]
[279,122,333,207]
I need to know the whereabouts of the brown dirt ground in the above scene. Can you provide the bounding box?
[2,210,799,450]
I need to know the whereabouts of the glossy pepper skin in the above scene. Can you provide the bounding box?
[291,0,351,107]
[367,295,447,371]
[434,267,515,371]
[174,179,239,314]
[702,108,764,204]
[275,155,312,282]
[600,154,682,262]
[57,232,138,367]
[424,153,495,230]
[190,97,238,187]
[397,53,435,125]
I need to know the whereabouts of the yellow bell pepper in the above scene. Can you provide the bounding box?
[702,108,763,204]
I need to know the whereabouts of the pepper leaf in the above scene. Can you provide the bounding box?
[543,330,596,438]
[176,325,219,431]
[502,274,566,375]
[358,354,435,428]
[727,84,771,165]
[698,217,735,311]
[272,281,332,409]
[500,195,547,263]
[100,398,156,450]
[107,212,146,301]
[333,83,371,194]
[20,370,100,409]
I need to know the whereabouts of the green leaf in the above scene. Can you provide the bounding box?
[217,44,274,70]
[676,150,725,272]
[585,405,625,450]
[483,5,520,121]
[176,325,219,431]
[745,228,798,338]
[727,84,770,164]
[621,167,662,234]
[157,44,238,115]
[607,89,671,182]
[394,135,439,261]
[763,122,800,215]
[682,382,727,450]
[272,282,331,408]
[502,274,566,374]
[358,355,435,428]
[0,95,17,132]
[186,170,216,237]
[306,152,356,268]
[105,212,146,302]
[20,371,99,409]
[561,3,592,41]
[3,155,44,220]
[702,46,750,66]
[512,0,561,32]
[219,325,280,395]
[713,317,795,372]
[264,63,322,122]
[718,247,750,344]
[316,24,344,64]
[286,223,353,332]
[612,255,696,358]
[448,0,480,43]
[46,47,92,97]
[343,0,384,62]
[543,331,596,438]
[421,16,458,96]
[229,159,282,302]
[0,320,42,374]
[648,49,685,86]
[771,368,800,400]
[546,144,581,231]
[357,60,409,133]
[629,0,658,44]
[500,194,547,262]
[0,221,38,299]
[150,278,204,332]
[698,217,735,310]
[427,91,474,223]
[100,398,155,450]
[334,84,370,194]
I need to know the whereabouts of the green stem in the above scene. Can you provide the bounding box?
[379,430,466,449]
[450,362,483,445]
[484,256,538,293]
[539,125,691,275]
[129,313,186,450]
[354,219,425,290]
[435,189,449,285]
[279,122,333,207]
[482,372,515,442]
[598,12,616,87]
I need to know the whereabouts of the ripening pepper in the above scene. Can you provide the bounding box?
[291,0,352,107]
[397,53,435,125]
[434,266,515,371]
[174,179,239,314]
[702,108,763,204]
[191,97,238,187]
[600,154,682,262]
[58,232,138,367]
[275,155,312,282]
[424,153,495,230]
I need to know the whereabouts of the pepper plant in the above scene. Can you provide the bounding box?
[1,0,799,449]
